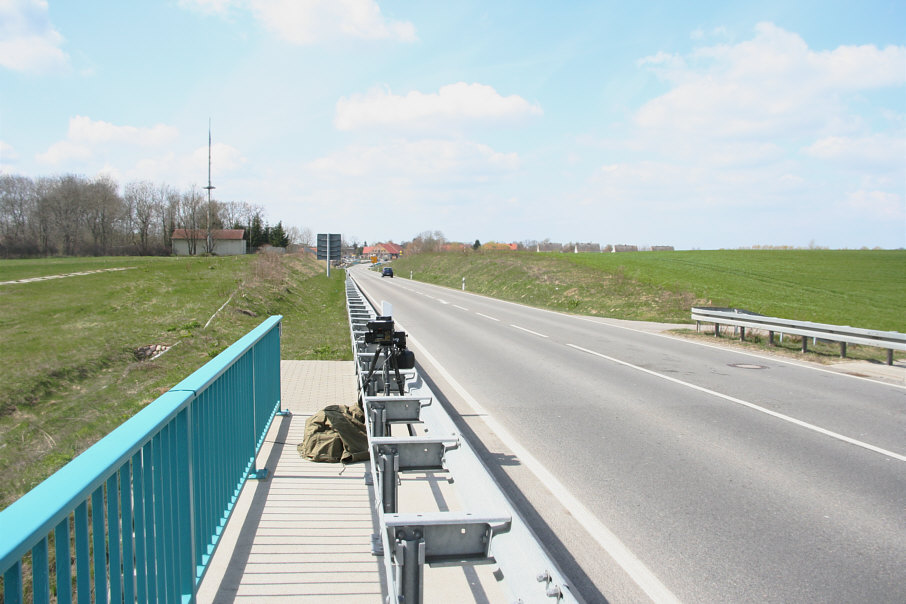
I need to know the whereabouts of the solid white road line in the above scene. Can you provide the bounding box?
[511,324,549,338]
[476,312,500,322]
[568,344,906,462]
[404,331,682,604]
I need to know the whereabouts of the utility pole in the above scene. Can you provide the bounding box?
[204,119,216,254]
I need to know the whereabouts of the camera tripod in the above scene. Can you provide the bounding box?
[364,342,407,396]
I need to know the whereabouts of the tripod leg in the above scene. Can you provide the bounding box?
[364,348,382,390]
[390,349,405,394]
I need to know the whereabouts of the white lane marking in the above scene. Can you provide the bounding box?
[403,332,681,604]
[568,344,906,462]
[438,299,449,305]
[476,313,500,322]
[453,305,469,311]
[570,316,906,391]
[511,324,549,338]
[425,294,436,299]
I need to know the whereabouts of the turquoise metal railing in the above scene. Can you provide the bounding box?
[0,315,283,604]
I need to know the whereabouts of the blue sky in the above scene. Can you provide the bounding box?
[1,0,904,249]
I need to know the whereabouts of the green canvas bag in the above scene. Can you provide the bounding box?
[298,404,369,463]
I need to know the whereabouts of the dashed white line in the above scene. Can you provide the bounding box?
[403,331,681,604]
[567,344,906,462]
[453,305,469,311]
[438,299,449,305]
[511,324,549,338]
[476,312,500,322]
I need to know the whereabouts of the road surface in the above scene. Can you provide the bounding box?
[350,265,906,604]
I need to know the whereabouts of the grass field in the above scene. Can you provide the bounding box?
[389,249,905,331]
[0,253,349,510]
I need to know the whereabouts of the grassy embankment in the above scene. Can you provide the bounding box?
[389,249,906,358]
[0,253,349,510]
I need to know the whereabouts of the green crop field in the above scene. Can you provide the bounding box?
[389,249,906,331]
[0,253,350,510]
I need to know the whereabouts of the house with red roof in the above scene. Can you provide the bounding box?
[362,242,402,260]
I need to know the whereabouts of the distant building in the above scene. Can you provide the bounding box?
[612,244,639,253]
[651,245,675,251]
[171,229,246,256]
[567,242,601,253]
[363,242,403,260]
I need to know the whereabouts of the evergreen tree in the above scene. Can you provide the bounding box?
[270,221,289,247]
[249,213,267,249]
[473,239,481,250]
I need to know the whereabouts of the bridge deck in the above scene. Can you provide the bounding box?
[197,360,384,603]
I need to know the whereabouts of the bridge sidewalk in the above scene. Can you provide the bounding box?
[196,360,384,603]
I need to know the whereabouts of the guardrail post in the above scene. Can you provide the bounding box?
[840,342,847,358]
[394,529,425,604]
[887,349,893,366]
[801,337,808,354]
[380,447,399,513]
[370,404,386,438]
[768,331,774,346]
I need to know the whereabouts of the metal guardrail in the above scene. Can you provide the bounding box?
[0,316,285,604]
[691,307,905,365]
[346,276,581,604]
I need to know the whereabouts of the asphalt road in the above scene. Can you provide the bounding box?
[350,265,906,604]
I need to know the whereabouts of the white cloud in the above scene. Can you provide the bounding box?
[0,0,69,73]
[36,140,92,165]
[180,0,416,44]
[805,134,906,171]
[36,116,180,166]
[585,22,906,247]
[67,116,179,146]
[308,139,519,181]
[841,190,905,221]
[0,140,19,162]
[635,22,906,140]
[335,82,543,131]
[192,142,246,173]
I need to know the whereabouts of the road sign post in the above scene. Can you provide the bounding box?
[317,233,342,276]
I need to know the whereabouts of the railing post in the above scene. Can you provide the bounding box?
[249,346,268,480]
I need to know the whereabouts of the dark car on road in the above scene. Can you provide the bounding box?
[382,267,394,278]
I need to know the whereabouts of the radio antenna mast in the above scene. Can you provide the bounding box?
[204,119,216,253]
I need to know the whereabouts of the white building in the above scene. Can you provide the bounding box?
[171,229,247,256]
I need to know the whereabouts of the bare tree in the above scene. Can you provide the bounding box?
[124,181,156,254]
[47,175,88,256]
[158,184,179,251]
[85,176,121,255]
[179,185,203,255]
[297,227,314,247]
[0,175,37,255]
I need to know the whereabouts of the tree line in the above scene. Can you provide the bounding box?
[0,173,310,258]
